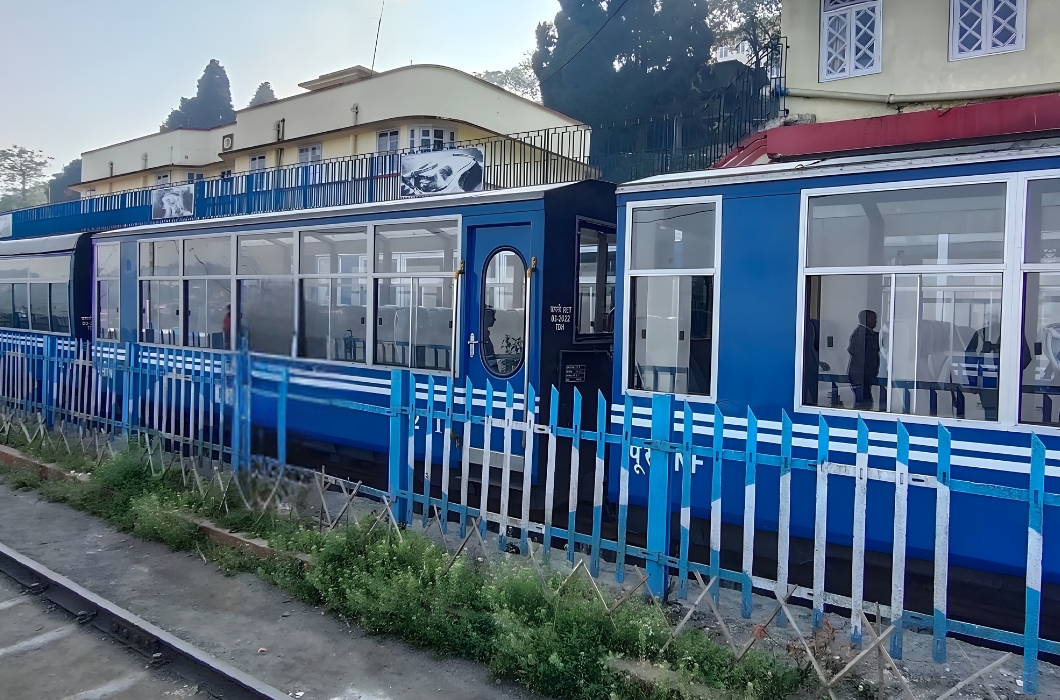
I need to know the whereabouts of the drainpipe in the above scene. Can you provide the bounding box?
[782,81,1060,105]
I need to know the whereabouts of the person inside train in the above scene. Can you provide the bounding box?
[847,309,881,410]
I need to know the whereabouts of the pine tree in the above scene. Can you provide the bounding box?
[533,0,732,124]
[161,59,237,130]
[0,145,53,206]
[247,82,277,107]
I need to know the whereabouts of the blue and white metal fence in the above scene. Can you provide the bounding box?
[0,331,1054,693]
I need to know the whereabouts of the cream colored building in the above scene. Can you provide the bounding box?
[73,64,582,196]
[781,0,1060,123]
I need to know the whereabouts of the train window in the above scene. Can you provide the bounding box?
[576,225,616,339]
[96,243,120,279]
[12,284,28,330]
[1021,178,1060,425]
[300,278,369,362]
[627,201,719,397]
[482,250,525,377]
[96,243,121,341]
[139,240,179,277]
[300,229,367,274]
[50,283,70,334]
[29,256,69,279]
[374,277,455,371]
[238,278,294,356]
[802,182,1008,421]
[186,279,231,350]
[0,285,12,326]
[631,204,715,271]
[30,283,50,331]
[140,280,180,346]
[238,233,294,275]
[374,221,458,273]
[183,237,231,276]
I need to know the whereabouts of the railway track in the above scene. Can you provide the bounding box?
[0,542,288,700]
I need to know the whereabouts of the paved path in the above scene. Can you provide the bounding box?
[0,483,537,700]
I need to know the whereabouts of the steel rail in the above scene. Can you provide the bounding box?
[0,541,289,700]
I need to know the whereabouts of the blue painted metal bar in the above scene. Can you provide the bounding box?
[1023,434,1045,695]
[388,370,410,521]
[647,393,673,598]
[891,420,910,660]
[777,411,792,628]
[407,374,418,524]
[498,382,515,553]
[710,405,724,603]
[616,393,633,584]
[423,375,436,529]
[277,365,289,467]
[678,402,693,600]
[934,423,952,664]
[441,377,454,535]
[742,407,757,618]
[590,390,606,577]
[543,385,559,562]
[567,387,583,565]
[850,417,869,647]
[813,414,829,630]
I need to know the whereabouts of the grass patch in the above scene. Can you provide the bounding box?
[1,442,813,700]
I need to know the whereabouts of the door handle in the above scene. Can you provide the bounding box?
[468,332,479,357]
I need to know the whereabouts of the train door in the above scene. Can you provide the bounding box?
[464,224,534,472]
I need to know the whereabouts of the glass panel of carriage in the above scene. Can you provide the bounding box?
[0,254,71,334]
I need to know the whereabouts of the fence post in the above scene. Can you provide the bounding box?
[710,405,724,603]
[389,369,410,524]
[812,414,830,629]
[742,407,758,618]
[646,392,673,598]
[42,335,55,427]
[1023,434,1045,695]
[891,420,910,660]
[933,423,951,664]
[122,342,133,438]
[277,365,288,467]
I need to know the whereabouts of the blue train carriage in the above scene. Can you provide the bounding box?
[611,142,1060,629]
[90,179,617,506]
[0,232,94,341]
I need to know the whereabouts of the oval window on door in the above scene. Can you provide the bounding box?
[481,249,526,377]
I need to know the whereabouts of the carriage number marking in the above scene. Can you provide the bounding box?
[550,305,572,331]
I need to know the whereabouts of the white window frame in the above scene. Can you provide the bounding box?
[409,125,457,152]
[298,143,323,163]
[136,238,185,348]
[156,172,171,185]
[819,0,883,82]
[794,173,1024,429]
[949,0,1026,61]
[186,172,203,182]
[94,242,121,342]
[622,195,723,403]
[377,129,400,153]
[249,154,266,172]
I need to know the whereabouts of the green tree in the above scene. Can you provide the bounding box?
[0,145,53,207]
[161,59,236,130]
[475,54,541,102]
[247,81,277,107]
[707,0,781,56]
[48,158,82,203]
[532,0,722,124]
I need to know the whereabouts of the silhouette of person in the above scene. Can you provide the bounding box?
[847,309,881,410]
[482,307,497,368]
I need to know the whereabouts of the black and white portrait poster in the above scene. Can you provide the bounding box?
[151,183,195,220]
[400,147,484,196]
[0,213,11,239]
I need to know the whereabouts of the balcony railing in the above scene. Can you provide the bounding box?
[7,125,597,238]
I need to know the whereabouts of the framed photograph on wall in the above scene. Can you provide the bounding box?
[400,147,484,197]
[151,184,195,220]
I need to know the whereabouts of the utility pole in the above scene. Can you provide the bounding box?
[371,0,386,73]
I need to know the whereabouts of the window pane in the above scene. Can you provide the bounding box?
[184,237,231,276]
[12,284,28,329]
[804,273,1002,420]
[96,244,120,278]
[576,227,617,336]
[0,258,28,279]
[50,283,69,335]
[807,184,1007,268]
[374,220,458,273]
[300,280,331,360]
[300,228,368,274]
[139,240,179,277]
[1024,179,1060,263]
[30,283,50,331]
[238,233,294,274]
[140,280,180,345]
[97,280,120,340]
[29,256,70,280]
[375,278,412,366]
[1021,272,1060,425]
[482,251,524,376]
[186,279,231,349]
[629,275,713,395]
[631,204,715,270]
[0,284,12,327]
[238,278,293,355]
[332,278,368,362]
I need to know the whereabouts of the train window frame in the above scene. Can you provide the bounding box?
[235,230,297,357]
[94,242,121,342]
[622,195,723,402]
[574,218,617,343]
[479,246,527,379]
[297,227,370,363]
[0,253,72,335]
[795,173,1024,429]
[137,239,184,347]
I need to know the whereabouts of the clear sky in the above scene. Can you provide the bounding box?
[0,0,560,172]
